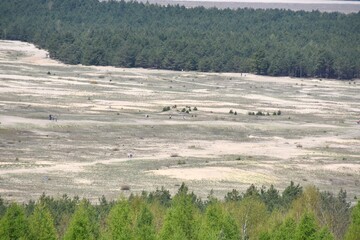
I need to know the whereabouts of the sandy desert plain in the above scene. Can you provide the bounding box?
[0,40,359,203]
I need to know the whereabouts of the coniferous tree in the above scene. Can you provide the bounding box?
[0,203,29,240]
[105,198,133,240]
[1,0,359,79]
[272,217,297,240]
[261,185,281,211]
[134,205,156,240]
[295,212,318,240]
[29,203,57,240]
[282,181,303,208]
[63,200,99,240]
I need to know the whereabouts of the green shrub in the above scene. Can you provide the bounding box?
[163,106,171,112]
[177,160,186,165]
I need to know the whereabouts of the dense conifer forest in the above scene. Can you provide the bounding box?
[0,0,359,79]
[0,183,359,239]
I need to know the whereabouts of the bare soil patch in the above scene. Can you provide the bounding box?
[0,40,359,202]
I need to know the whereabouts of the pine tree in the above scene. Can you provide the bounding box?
[272,217,297,240]
[63,200,99,240]
[0,203,29,240]
[261,185,281,211]
[282,181,303,208]
[134,205,156,240]
[295,212,317,240]
[105,199,133,240]
[29,203,57,240]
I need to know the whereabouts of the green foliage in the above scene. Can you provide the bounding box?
[345,201,360,240]
[319,189,351,239]
[159,184,198,240]
[0,0,359,79]
[63,200,99,240]
[146,187,172,207]
[37,193,79,238]
[271,217,297,240]
[261,185,282,211]
[295,212,318,240]
[162,106,171,112]
[225,189,242,202]
[259,232,272,240]
[106,199,133,240]
[199,201,239,240]
[316,227,334,240]
[0,196,7,218]
[177,160,186,165]
[243,184,261,199]
[96,195,115,221]
[234,196,268,239]
[253,50,269,75]
[134,205,156,240]
[0,203,29,240]
[29,203,57,240]
[0,184,354,239]
[25,199,36,217]
[282,181,303,208]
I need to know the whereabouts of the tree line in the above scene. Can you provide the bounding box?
[0,0,359,79]
[0,182,359,240]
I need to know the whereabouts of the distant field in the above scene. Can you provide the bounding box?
[130,0,360,13]
[0,40,359,202]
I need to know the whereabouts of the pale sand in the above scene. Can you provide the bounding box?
[147,166,278,183]
[0,40,359,201]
